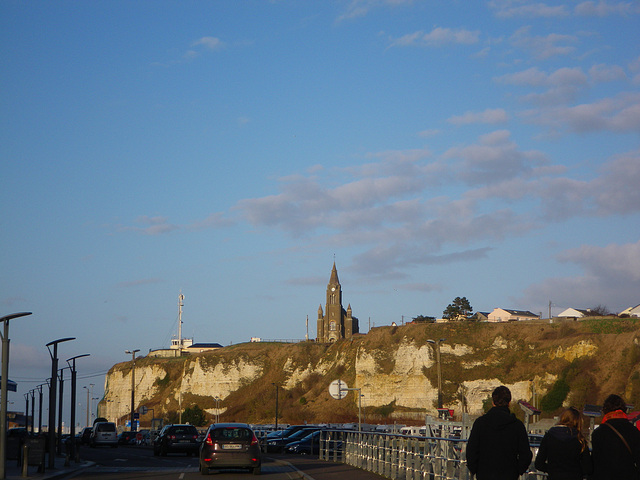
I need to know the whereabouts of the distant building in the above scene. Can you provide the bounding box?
[185,343,223,353]
[317,262,359,343]
[558,308,591,319]
[488,308,540,322]
[474,312,490,322]
[620,304,640,317]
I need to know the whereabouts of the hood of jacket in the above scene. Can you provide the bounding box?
[485,405,519,431]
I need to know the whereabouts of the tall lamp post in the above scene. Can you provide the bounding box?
[66,354,89,462]
[46,337,75,468]
[125,349,139,432]
[0,311,32,480]
[427,338,446,410]
[271,383,279,430]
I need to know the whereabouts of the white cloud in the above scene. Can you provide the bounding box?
[589,63,627,83]
[525,92,640,133]
[448,108,509,125]
[510,26,577,59]
[575,1,640,16]
[391,27,480,47]
[192,36,224,51]
[489,1,569,18]
[520,239,640,313]
[443,130,548,185]
[336,0,414,22]
[497,66,588,105]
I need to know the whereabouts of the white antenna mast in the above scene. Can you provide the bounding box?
[178,292,184,356]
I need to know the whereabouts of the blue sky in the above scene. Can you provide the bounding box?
[1,0,639,420]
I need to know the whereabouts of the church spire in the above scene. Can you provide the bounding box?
[329,261,340,286]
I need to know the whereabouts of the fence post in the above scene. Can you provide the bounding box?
[21,443,28,477]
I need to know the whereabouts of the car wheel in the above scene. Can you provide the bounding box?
[253,466,261,475]
[160,445,168,456]
[199,463,209,475]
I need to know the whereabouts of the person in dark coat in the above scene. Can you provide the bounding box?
[591,394,640,480]
[534,407,592,479]
[466,385,533,480]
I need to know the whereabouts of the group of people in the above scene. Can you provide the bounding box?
[465,386,640,480]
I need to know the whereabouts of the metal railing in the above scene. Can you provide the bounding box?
[319,430,547,480]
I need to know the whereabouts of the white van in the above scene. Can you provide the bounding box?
[90,422,118,448]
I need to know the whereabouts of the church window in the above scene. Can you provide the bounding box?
[329,321,336,331]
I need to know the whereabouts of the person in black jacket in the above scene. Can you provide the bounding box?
[534,407,592,479]
[466,385,533,480]
[591,394,640,480]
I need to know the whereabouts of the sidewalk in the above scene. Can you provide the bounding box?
[4,456,93,480]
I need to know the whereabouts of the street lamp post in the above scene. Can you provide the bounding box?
[0,311,32,480]
[66,354,89,462]
[29,390,35,435]
[271,384,279,430]
[427,338,446,410]
[23,393,29,433]
[36,384,44,433]
[125,350,139,432]
[46,337,75,469]
[57,367,69,455]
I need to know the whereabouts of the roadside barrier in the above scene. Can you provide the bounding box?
[319,430,547,480]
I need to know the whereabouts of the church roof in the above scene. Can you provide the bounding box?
[329,261,340,285]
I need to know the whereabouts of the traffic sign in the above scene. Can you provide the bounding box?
[139,406,148,415]
[329,379,348,400]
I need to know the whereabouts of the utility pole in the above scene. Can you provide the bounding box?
[125,350,140,432]
[178,293,184,357]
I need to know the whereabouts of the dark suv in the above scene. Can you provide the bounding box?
[199,423,261,475]
[153,424,200,456]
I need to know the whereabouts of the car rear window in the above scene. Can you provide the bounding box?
[96,423,116,432]
[210,427,252,441]
[170,426,198,435]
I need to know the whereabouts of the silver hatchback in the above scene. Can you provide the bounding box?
[90,422,118,448]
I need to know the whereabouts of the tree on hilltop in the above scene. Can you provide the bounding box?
[412,315,436,323]
[442,296,473,321]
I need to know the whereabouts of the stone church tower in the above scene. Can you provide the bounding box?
[317,262,359,343]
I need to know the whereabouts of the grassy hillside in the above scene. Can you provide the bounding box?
[109,317,640,426]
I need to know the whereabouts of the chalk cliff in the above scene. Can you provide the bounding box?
[100,319,640,425]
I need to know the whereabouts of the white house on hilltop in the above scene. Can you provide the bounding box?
[558,308,591,318]
[619,304,640,317]
[488,308,540,322]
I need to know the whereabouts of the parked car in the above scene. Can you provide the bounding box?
[285,429,324,455]
[79,427,92,445]
[153,424,200,456]
[118,431,136,445]
[90,422,118,448]
[264,424,309,441]
[266,426,320,453]
[199,423,261,475]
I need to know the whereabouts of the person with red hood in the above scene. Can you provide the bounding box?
[534,407,592,479]
[466,385,532,480]
[591,394,640,480]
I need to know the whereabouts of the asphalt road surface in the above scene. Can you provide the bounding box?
[72,445,303,479]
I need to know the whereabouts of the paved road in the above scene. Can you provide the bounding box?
[63,445,388,480]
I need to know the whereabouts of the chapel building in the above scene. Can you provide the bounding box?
[317,262,359,343]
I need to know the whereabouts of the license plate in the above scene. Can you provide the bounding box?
[179,439,191,443]
[222,444,242,450]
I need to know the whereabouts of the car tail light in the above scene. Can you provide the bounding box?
[205,435,213,446]
[251,434,259,446]
[170,435,176,440]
